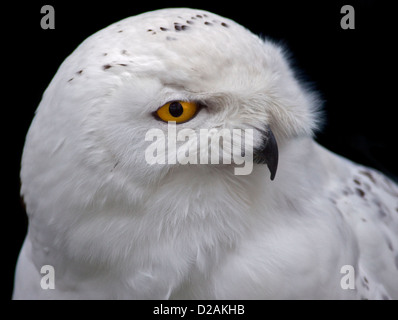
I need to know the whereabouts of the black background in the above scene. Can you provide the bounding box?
[4,0,397,300]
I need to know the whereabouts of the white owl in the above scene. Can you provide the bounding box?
[14,8,398,299]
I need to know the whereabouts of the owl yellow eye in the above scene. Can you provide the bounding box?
[155,101,198,123]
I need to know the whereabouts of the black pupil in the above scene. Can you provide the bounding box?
[169,102,184,117]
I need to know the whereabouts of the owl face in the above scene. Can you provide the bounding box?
[24,8,319,209]
[59,9,317,185]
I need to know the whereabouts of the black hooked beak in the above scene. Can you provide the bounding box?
[253,127,279,181]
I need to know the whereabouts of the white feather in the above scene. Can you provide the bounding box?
[14,8,398,299]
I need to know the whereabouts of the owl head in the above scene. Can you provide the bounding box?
[21,8,320,218]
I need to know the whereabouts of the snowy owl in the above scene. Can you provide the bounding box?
[14,8,398,299]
